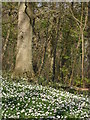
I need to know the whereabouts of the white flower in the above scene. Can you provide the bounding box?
[81,102,85,108]
[54,109,56,113]
[21,109,25,113]
[17,103,20,106]
[17,112,20,115]
[29,109,32,113]
[25,113,27,116]
[57,115,60,118]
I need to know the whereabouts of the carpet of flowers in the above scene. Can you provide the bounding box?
[2,78,90,119]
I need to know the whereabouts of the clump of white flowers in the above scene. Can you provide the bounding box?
[2,78,90,119]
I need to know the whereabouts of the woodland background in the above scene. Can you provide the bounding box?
[2,2,90,89]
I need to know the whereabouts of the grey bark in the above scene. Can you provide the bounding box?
[13,3,34,77]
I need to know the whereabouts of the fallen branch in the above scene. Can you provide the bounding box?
[70,86,90,91]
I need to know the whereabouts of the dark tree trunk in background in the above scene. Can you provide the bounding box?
[38,19,49,76]
[52,18,60,82]
[52,42,57,82]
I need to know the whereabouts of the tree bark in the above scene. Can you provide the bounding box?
[81,29,84,87]
[70,3,88,88]
[70,34,81,86]
[87,2,90,79]
[52,18,60,82]
[13,3,34,77]
[2,28,10,59]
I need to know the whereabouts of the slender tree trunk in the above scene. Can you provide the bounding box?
[70,34,81,86]
[70,3,86,87]
[38,18,49,76]
[13,3,34,77]
[2,8,12,59]
[80,3,85,88]
[81,29,85,88]
[81,3,88,88]
[52,45,57,81]
[52,18,60,81]
[38,41,47,75]
[2,29,10,59]
[87,2,90,79]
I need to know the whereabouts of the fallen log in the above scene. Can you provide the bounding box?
[70,86,90,91]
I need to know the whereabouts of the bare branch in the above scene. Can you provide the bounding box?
[83,3,88,30]
[70,8,81,27]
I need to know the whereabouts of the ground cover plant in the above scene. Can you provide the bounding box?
[2,77,90,119]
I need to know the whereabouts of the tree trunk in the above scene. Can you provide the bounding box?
[81,3,88,88]
[81,29,84,88]
[52,46,57,82]
[38,19,49,76]
[38,41,47,76]
[52,18,60,82]
[13,3,34,77]
[87,2,90,79]
[2,28,10,59]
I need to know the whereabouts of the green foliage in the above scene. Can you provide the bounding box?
[84,78,90,84]
[38,75,45,85]
[41,20,48,28]
[75,78,82,87]
[64,55,70,60]
[74,77,90,87]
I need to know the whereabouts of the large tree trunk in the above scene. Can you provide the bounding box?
[13,3,34,77]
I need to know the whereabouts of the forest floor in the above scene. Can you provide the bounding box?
[2,77,90,119]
